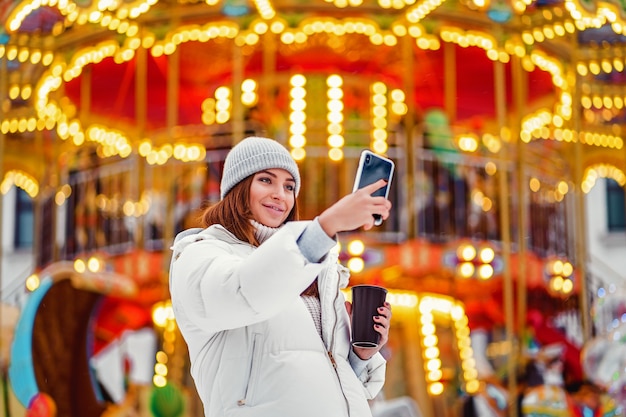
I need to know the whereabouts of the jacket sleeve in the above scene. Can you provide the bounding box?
[296,217,337,262]
[170,222,326,333]
[348,350,387,399]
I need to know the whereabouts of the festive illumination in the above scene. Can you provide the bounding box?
[138,140,206,165]
[215,86,233,124]
[443,241,503,280]
[2,2,626,415]
[418,294,479,395]
[1,0,621,194]
[544,257,575,297]
[25,274,40,292]
[370,82,389,154]
[241,79,258,107]
[339,239,387,273]
[0,11,546,173]
[152,301,178,387]
[327,74,344,161]
[347,257,365,273]
[202,98,217,125]
[73,255,105,274]
[582,164,626,193]
[0,170,39,198]
[521,108,623,149]
[73,259,86,274]
[456,133,479,152]
[54,185,72,206]
[289,74,307,161]
[527,177,572,203]
[345,239,366,273]
[87,256,102,273]
[253,0,276,19]
[347,239,365,256]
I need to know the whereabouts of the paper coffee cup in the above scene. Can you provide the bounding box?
[350,285,387,348]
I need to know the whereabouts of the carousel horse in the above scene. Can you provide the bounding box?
[521,343,573,417]
[461,329,509,417]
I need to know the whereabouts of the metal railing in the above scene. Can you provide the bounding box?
[1,260,34,307]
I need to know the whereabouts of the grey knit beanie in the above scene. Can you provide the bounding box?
[220,136,301,199]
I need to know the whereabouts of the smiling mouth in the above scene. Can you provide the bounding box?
[263,204,284,213]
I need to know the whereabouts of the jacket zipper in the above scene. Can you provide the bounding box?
[328,350,337,369]
[238,334,259,406]
[324,269,351,415]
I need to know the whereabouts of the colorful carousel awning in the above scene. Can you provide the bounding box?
[1,0,625,181]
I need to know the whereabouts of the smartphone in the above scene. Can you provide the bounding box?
[352,150,395,226]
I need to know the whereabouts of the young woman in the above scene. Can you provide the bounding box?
[169,136,393,417]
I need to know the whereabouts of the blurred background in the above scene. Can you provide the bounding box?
[0,0,626,416]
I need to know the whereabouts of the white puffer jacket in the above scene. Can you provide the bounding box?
[169,221,386,417]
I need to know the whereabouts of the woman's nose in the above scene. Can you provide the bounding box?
[271,186,285,199]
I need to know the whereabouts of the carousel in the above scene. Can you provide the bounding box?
[1,0,626,415]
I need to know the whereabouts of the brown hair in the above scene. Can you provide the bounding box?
[201,174,300,246]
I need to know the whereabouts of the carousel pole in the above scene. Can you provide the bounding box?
[511,53,528,376]
[80,67,92,125]
[135,34,148,250]
[232,41,244,142]
[75,64,92,261]
[511,51,528,416]
[402,32,417,239]
[32,130,43,277]
[493,53,517,417]
[443,42,457,124]
[164,37,193,400]
[262,27,276,130]
[401,35,431,416]
[572,46,591,342]
[163,27,180,276]
[0,44,7,417]
[623,78,626,240]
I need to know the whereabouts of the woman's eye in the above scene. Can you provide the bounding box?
[258,177,271,183]
[285,184,295,192]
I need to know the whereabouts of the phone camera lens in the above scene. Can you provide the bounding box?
[365,155,371,163]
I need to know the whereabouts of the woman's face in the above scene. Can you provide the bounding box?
[249,168,296,227]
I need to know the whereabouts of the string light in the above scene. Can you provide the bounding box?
[544,257,575,297]
[443,241,503,280]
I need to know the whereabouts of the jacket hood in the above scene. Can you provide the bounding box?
[171,227,204,258]
[170,226,238,264]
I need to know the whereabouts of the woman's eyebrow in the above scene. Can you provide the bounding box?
[258,170,295,182]
[258,169,278,178]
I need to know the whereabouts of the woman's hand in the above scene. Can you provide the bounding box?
[345,301,392,360]
[318,179,392,237]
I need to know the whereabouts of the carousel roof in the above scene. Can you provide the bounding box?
[1,0,625,184]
